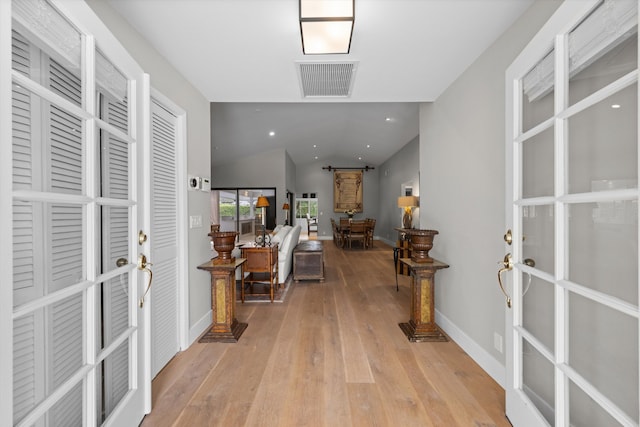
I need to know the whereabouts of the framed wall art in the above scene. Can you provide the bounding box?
[333,170,363,212]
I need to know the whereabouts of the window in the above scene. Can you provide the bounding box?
[295,195,318,218]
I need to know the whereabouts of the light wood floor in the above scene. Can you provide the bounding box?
[141,240,510,427]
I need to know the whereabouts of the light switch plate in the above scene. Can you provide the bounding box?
[189,215,202,229]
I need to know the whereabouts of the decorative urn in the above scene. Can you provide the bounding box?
[209,231,238,264]
[406,229,439,263]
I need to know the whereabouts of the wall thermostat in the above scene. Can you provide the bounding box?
[188,175,201,190]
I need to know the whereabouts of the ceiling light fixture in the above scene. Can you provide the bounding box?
[269,131,275,136]
[299,0,355,55]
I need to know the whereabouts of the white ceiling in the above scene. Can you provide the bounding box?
[105,0,534,166]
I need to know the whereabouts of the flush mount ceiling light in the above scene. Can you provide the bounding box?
[299,0,355,55]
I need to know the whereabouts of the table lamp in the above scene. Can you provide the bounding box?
[256,196,270,246]
[282,202,290,225]
[397,196,419,229]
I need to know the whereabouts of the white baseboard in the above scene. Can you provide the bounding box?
[189,309,212,346]
[435,309,505,388]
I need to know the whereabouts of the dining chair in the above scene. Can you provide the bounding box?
[347,220,367,249]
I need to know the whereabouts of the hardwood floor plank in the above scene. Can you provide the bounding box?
[143,241,509,427]
[346,383,391,427]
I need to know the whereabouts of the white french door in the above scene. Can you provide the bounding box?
[2,1,151,426]
[505,1,639,426]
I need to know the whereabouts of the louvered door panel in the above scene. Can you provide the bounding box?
[150,100,179,378]
[50,204,83,291]
[50,295,83,427]
[12,314,40,424]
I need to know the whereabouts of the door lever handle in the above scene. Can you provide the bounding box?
[498,253,513,308]
[137,254,153,308]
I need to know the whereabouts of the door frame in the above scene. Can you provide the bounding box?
[0,0,14,420]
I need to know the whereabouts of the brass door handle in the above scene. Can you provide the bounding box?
[116,257,128,267]
[498,253,513,308]
[138,254,153,308]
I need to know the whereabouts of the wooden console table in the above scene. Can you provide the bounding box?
[241,244,278,302]
[394,228,412,275]
[197,258,247,343]
[399,257,450,342]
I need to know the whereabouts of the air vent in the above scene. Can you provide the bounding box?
[296,61,358,98]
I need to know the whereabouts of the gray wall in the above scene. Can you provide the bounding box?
[419,0,562,373]
[86,0,214,336]
[295,158,380,238]
[211,147,290,225]
[377,136,420,244]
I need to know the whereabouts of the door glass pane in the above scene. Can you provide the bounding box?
[522,275,554,353]
[13,201,84,307]
[100,127,130,200]
[522,204,554,275]
[522,339,555,426]
[98,340,130,424]
[522,127,555,198]
[97,50,129,135]
[568,293,639,423]
[13,293,84,425]
[99,206,130,277]
[99,272,130,350]
[568,202,637,304]
[568,3,637,106]
[568,84,637,194]
[12,0,81,65]
[31,382,83,427]
[13,89,84,194]
[48,382,83,427]
[569,380,622,427]
[522,49,555,133]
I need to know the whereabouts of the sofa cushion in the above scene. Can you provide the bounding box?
[271,225,291,244]
[272,224,284,234]
[279,226,297,255]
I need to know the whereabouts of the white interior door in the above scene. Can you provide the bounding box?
[3,1,151,425]
[505,1,639,426]
[150,95,184,378]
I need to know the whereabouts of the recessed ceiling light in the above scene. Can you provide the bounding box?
[385,117,392,122]
[269,131,275,137]
[358,156,362,161]
[313,144,317,148]
[314,156,318,160]
[611,104,621,109]
[366,144,371,148]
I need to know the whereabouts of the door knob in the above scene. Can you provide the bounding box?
[138,230,147,245]
[504,229,512,245]
[116,258,128,267]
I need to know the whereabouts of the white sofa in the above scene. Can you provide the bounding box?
[275,225,301,285]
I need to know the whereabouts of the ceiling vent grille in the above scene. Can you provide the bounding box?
[296,61,358,98]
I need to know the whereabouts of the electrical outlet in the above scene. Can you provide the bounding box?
[494,332,503,354]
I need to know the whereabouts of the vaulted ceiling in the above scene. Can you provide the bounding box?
[106,0,534,166]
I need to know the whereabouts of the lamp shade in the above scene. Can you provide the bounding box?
[282,203,290,210]
[300,0,354,54]
[256,196,270,208]
[397,196,419,208]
